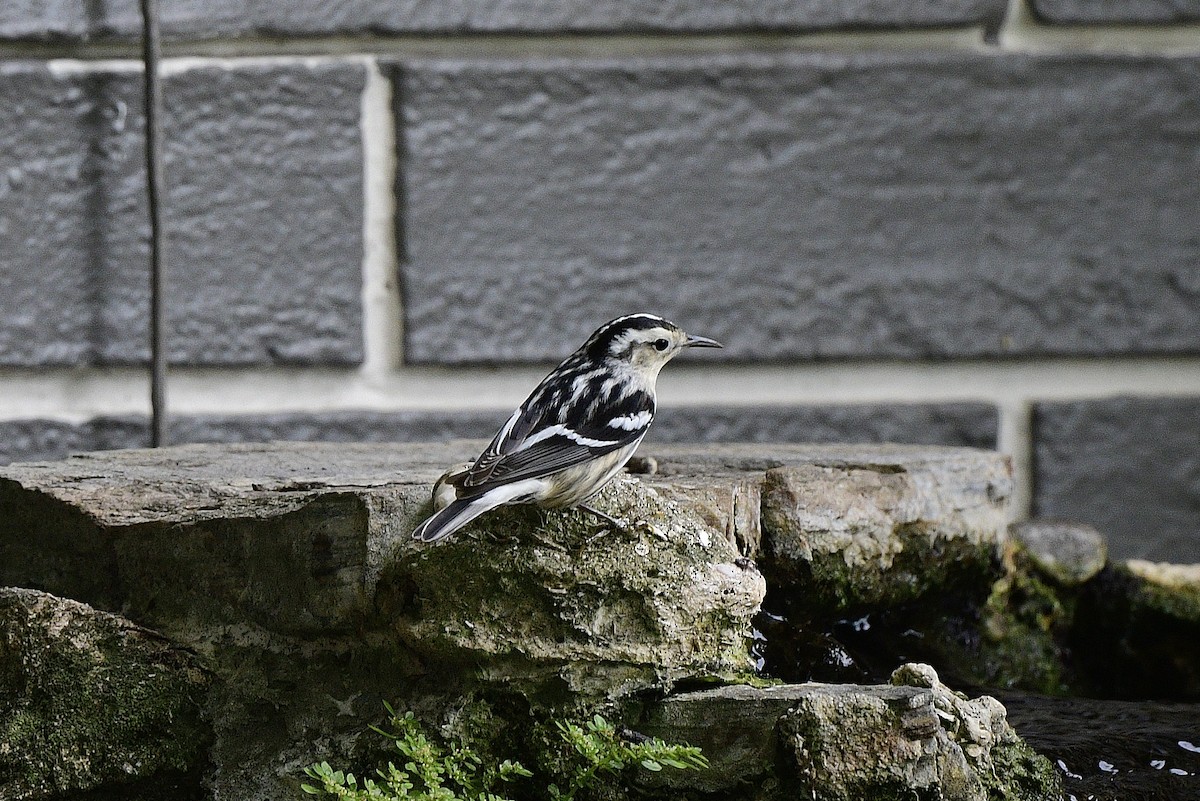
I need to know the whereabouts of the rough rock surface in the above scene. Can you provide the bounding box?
[0,441,1016,800]
[1125,560,1200,621]
[639,662,1059,800]
[0,587,211,801]
[647,444,1013,614]
[0,441,763,680]
[1053,559,1200,702]
[0,441,1010,636]
[1010,519,1107,587]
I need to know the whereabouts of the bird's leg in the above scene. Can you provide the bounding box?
[576,504,630,552]
[579,503,622,530]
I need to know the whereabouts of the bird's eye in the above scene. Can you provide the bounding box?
[653,338,670,352]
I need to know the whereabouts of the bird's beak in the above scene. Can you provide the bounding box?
[684,334,723,348]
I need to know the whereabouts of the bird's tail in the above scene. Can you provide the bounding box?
[411,494,502,543]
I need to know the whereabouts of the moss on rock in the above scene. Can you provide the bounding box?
[0,588,211,800]
[758,454,1010,618]
[382,477,766,699]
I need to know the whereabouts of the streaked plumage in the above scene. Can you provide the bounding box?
[411,313,722,543]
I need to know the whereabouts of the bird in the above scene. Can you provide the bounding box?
[411,313,723,543]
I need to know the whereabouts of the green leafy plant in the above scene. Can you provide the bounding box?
[301,704,707,801]
[302,702,531,801]
[547,714,708,801]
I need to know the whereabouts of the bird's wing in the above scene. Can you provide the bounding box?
[462,376,654,493]
[463,400,545,487]
[461,424,644,497]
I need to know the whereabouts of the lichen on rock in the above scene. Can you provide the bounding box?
[381,475,766,696]
[637,663,1060,801]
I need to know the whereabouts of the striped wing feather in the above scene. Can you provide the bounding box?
[461,366,653,496]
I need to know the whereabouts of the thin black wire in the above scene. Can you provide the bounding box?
[140,0,167,446]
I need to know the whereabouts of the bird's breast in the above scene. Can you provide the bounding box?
[536,442,642,509]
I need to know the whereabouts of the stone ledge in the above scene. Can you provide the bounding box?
[0,440,1009,643]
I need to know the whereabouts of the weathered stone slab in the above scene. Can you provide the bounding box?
[638,443,1012,612]
[0,402,998,466]
[0,441,477,634]
[0,0,1007,41]
[638,663,1059,800]
[0,441,1008,669]
[0,442,765,684]
[0,587,211,801]
[395,53,1200,364]
[0,61,364,366]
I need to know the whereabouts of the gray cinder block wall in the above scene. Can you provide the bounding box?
[1,2,1198,560]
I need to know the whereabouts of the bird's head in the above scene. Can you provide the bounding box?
[583,313,722,380]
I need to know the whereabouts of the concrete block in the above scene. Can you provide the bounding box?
[1031,1,1200,23]
[395,53,1200,363]
[652,402,998,449]
[1032,396,1200,562]
[0,61,364,366]
[0,419,91,465]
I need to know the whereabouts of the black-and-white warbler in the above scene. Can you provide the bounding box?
[411,313,722,543]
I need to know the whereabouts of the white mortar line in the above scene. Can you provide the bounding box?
[3,357,1199,420]
[18,20,1200,65]
[11,30,990,64]
[995,399,1034,521]
[358,57,404,375]
[44,54,384,78]
[157,54,363,76]
[45,58,142,76]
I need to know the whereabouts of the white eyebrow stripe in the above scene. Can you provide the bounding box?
[607,410,652,431]
[520,423,620,450]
